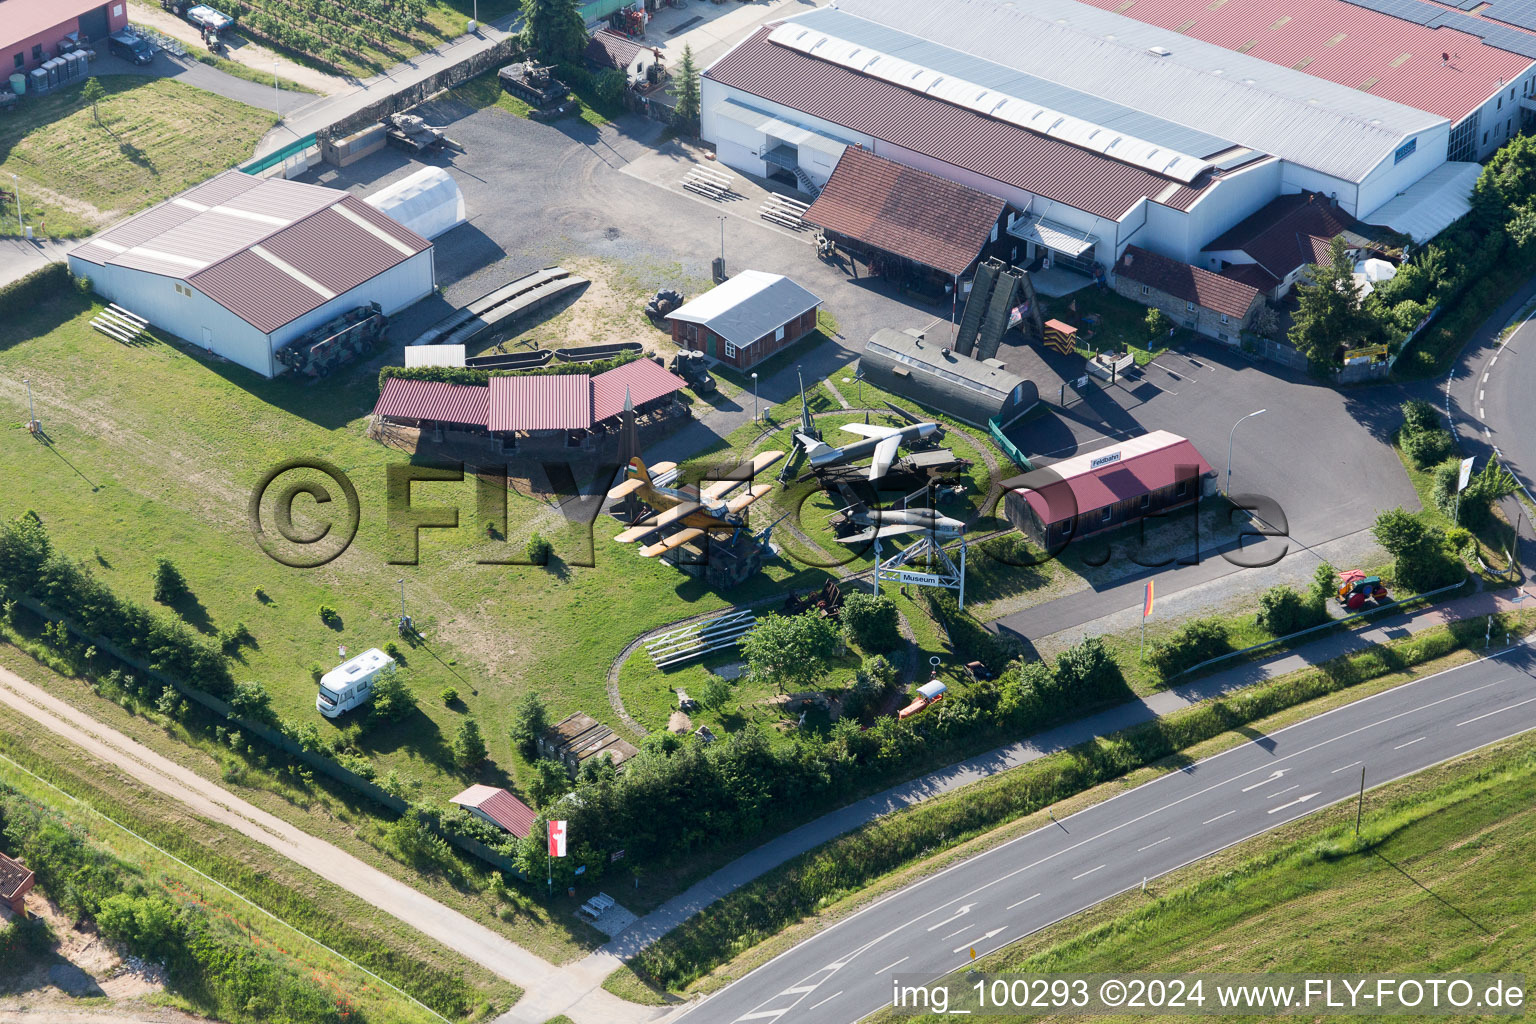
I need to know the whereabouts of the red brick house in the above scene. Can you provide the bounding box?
[5,0,127,77]
[666,270,821,371]
[1112,245,1265,345]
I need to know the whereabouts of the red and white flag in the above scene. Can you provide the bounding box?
[548,820,568,858]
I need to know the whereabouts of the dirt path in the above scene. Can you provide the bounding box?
[126,2,353,96]
[0,664,651,1024]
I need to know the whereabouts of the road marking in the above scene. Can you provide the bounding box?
[956,928,1006,954]
[1483,371,1490,383]
[1491,354,1499,365]
[1202,810,1238,824]
[1394,737,1426,750]
[1137,837,1171,852]
[1241,770,1287,792]
[1007,893,1041,910]
[807,991,842,1011]
[1485,427,1492,438]
[926,904,974,931]
[1480,408,1486,418]
[874,957,909,976]
[1072,865,1105,880]
[1265,784,1300,800]
[1456,697,1536,727]
[1479,390,1485,402]
[1331,760,1364,773]
[786,985,818,994]
[942,925,975,940]
[1268,792,1321,814]
[736,1011,786,1021]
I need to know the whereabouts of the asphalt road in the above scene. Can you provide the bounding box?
[1462,304,1535,502]
[670,639,1536,1024]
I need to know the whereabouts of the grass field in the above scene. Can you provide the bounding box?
[0,697,519,1020]
[871,730,1536,1023]
[0,76,276,238]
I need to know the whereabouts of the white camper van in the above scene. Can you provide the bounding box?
[317,648,395,717]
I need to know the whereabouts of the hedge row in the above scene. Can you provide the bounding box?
[0,262,71,321]
[629,611,1518,990]
[377,350,641,391]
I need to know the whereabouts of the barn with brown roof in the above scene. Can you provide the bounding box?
[1112,246,1265,344]
[69,171,435,379]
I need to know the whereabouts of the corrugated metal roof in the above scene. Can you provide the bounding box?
[1065,0,1535,122]
[827,0,1448,182]
[804,147,1006,276]
[591,358,687,421]
[1360,161,1481,241]
[1014,430,1214,523]
[373,377,490,427]
[262,205,413,295]
[489,374,592,432]
[190,250,328,335]
[665,270,821,349]
[785,6,1238,160]
[708,28,1216,220]
[450,785,536,838]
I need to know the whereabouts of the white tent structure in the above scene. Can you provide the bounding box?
[365,167,466,240]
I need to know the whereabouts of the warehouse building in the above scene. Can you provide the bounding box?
[859,328,1038,429]
[1005,431,1214,547]
[69,172,435,378]
[703,0,1536,278]
[5,0,125,78]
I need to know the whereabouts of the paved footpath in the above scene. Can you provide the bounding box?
[578,582,1533,991]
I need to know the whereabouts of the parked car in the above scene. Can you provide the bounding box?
[108,30,155,65]
[163,1,235,35]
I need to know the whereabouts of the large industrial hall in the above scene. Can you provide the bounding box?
[702,0,1536,286]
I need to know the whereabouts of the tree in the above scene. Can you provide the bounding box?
[840,591,901,652]
[518,0,586,62]
[510,691,548,759]
[453,718,487,771]
[1372,507,1458,593]
[152,558,189,604]
[1256,584,1326,636]
[1287,236,1377,365]
[527,758,571,807]
[671,43,701,127]
[81,77,106,128]
[1248,303,1281,339]
[1400,399,1441,434]
[1144,306,1173,342]
[739,611,843,694]
[699,675,733,711]
[0,510,51,592]
[371,668,417,723]
[1051,637,1121,697]
[1372,507,1430,559]
[230,681,280,728]
[593,68,627,108]
[1473,132,1536,234]
[526,533,553,565]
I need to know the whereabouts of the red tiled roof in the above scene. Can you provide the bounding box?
[1202,193,1367,279]
[373,377,490,427]
[1014,431,1213,525]
[450,785,536,838]
[0,852,35,901]
[489,374,592,432]
[707,28,1212,221]
[1116,246,1262,319]
[1219,262,1282,293]
[585,29,647,70]
[804,148,1006,277]
[1073,0,1533,124]
[591,357,686,422]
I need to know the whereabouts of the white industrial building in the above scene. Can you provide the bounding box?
[69,171,435,378]
[703,0,1536,277]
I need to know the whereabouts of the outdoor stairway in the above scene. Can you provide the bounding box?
[91,303,147,344]
[759,193,810,230]
[953,258,997,356]
[681,166,739,201]
[975,266,1021,361]
[793,166,821,198]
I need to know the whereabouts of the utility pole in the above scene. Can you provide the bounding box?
[11,174,21,234]
[1355,765,1365,835]
[273,61,280,118]
[751,371,758,422]
[718,215,726,263]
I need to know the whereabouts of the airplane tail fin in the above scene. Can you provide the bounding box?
[625,456,654,488]
[796,432,834,460]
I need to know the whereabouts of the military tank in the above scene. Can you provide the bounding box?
[276,303,387,378]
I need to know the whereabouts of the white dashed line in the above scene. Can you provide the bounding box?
[1491,355,1499,365]
[1394,737,1426,750]
[873,957,908,976]
[1332,760,1364,773]
[1202,810,1238,824]
[1456,697,1536,727]
[1479,390,1485,402]
[1072,865,1105,880]
[1483,372,1490,383]
[1007,894,1041,910]
[1137,837,1171,852]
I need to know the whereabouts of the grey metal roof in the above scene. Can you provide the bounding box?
[791,6,1237,160]
[665,271,821,349]
[825,0,1447,183]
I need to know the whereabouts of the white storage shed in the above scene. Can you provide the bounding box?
[365,167,467,241]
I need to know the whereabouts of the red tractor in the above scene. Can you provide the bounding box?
[1336,570,1389,611]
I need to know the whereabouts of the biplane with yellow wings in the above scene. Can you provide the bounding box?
[607,451,784,557]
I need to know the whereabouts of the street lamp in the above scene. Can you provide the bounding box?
[1225,408,1267,496]
[751,371,758,422]
[23,377,36,432]
[11,174,21,234]
[717,215,726,263]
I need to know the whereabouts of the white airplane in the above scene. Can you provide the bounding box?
[835,505,966,544]
[795,420,940,482]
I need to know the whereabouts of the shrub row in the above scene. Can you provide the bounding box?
[0,262,71,321]
[377,350,641,391]
[629,610,1521,990]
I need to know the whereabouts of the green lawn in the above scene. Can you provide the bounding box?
[0,76,276,238]
[1046,286,1181,365]
[872,732,1536,1023]
[446,66,619,131]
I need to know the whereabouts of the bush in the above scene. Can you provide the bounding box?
[699,676,733,711]
[1400,399,1441,433]
[1051,637,1121,698]
[218,621,254,655]
[593,68,627,106]
[317,604,340,627]
[439,686,459,706]
[839,591,901,653]
[528,758,572,808]
[1256,585,1329,636]
[152,558,190,604]
[452,718,487,771]
[377,352,640,391]
[371,669,416,723]
[229,681,281,728]
[1148,619,1232,678]
[1145,307,1173,341]
[1398,425,1455,470]
[0,262,71,320]
[510,691,548,760]
[526,533,553,565]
